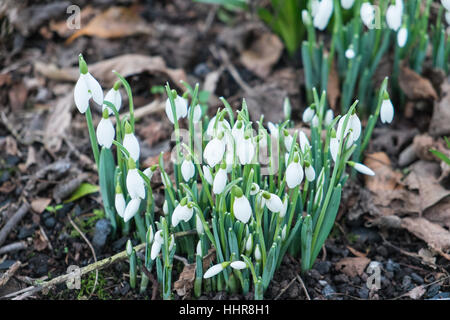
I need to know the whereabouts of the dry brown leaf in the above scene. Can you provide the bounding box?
[66,6,152,44]
[405,285,426,300]
[174,263,196,297]
[240,33,283,78]
[44,93,72,153]
[31,198,52,214]
[402,217,450,254]
[412,134,436,161]
[399,65,438,101]
[8,82,28,110]
[327,61,340,110]
[35,54,187,89]
[429,79,450,137]
[49,6,98,38]
[417,248,437,266]
[346,245,368,258]
[335,257,370,278]
[424,197,450,229]
[33,229,48,251]
[364,152,402,192]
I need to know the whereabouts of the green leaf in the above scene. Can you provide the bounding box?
[430,149,450,166]
[99,148,117,233]
[64,183,99,203]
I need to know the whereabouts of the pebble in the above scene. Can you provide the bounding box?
[112,236,129,252]
[402,275,413,291]
[333,274,349,283]
[0,260,16,270]
[385,259,400,272]
[410,272,424,285]
[358,287,369,299]
[426,283,441,298]
[92,219,111,252]
[428,292,450,300]
[315,261,331,275]
[18,225,36,239]
[322,284,335,298]
[193,63,210,77]
[43,212,56,228]
[0,171,10,183]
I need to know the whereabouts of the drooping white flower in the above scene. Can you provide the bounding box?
[123,198,141,223]
[202,165,213,185]
[204,137,225,167]
[299,130,310,153]
[263,192,284,213]
[313,0,334,31]
[254,245,262,261]
[267,122,279,139]
[96,110,115,148]
[165,95,188,124]
[150,230,164,260]
[126,162,145,199]
[103,87,122,115]
[302,106,315,123]
[350,162,375,176]
[281,225,287,240]
[237,136,255,165]
[336,113,361,142]
[230,261,247,270]
[245,234,253,253]
[305,163,316,182]
[302,9,311,25]
[286,157,304,189]
[341,0,354,10]
[232,120,245,143]
[191,104,202,123]
[196,214,204,236]
[345,47,356,59]
[445,10,450,25]
[74,55,103,114]
[213,166,228,194]
[115,189,125,218]
[181,158,195,182]
[143,165,156,181]
[311,0,320,16]
[123,122,140,161]
[206,115,231,137]
[324,109,334,126]
[163,200,169,215]
[279,196,288,219]
[360,2,375,29]
[284,132,293,151]
[225,148,234,172]
[172,200,194,227]
[196,240,203,257]
[233,188,252,224]
[204,263,226,279]
[442,0,450,11]
[312,114,319,127]
[386,1,403,31]
[250,183,260,196]
[380,98,394,124]
[330,136,339,162]
[397,27,408,47]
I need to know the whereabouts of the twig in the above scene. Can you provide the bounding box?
[0,202,30,247]
[0,261,21,288]
[174,254,189,266]
[296,274,311,300]
[140,264,159,300]
[68,214,97,299]
[274,276,296,300]
[0,241,27,255]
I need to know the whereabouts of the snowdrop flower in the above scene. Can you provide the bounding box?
[181,157,195,182]
[279,196,288,219]
[74,54,103,114]
[146,225,154,245]
[232,120,244,143]
[196,240,203,257]
[445,11,450,25]
[172,198,194,227]
[115,184,125,218]
[442,0,450,11]
[348,161,375,176]
[245,234,253,255]
[380,93,394,124]
[204,135,225,167]
[302,9,311,25]
[305,162,316,182]
[150,230,164,260]
[345,46,356,59]
[96,109,115,148]
[202,165,213,185]
[123,198,141,223]
[397,27,408,48]
[213,164,228,194]
[302,106,315,123]
[281,225,287,240]
[386,1,403,31]
[341,0,354,10]
[313,0,334,31]
[360,2,375,29]
[324,109,334,126]
[233,187,252,224]
[267,122,279,139]
[126,158,145,199]
[284,131,293,151]
[237,135,255,165]
[311,114,319,127]
[254,244,262,262]
[143,165,157,181]
[262,191,284,213]
[225,148,234,172]
[230,261,247,270]
[191,104,202,123]
[299,130,310,153]
[163,200,169,215]
[250,183,260,196]
[123,122,140,161]
[196,214,204,236]
[204,262,228,279]
[330,135,340,162]
[311,0,319,16]
[286,153,304,188]
[103,82,122,115]
[206,115,231,138]
[165,94,188,124]
[337,112,361,142]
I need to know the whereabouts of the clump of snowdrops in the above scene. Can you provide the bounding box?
[302,0,450,114]
[73,53,393,299]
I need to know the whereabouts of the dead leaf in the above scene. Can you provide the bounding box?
[364,152,402,192]
[429,79,450,137]
[417,248,437,266]
[346,245,368,258]
[174,263,196,297]
[424,197,450,229]
[399,65,438,101]
[335,257,370,278]
[49,6,98,38]
[240,33,283,78]
[402,217,450,254]
[66,6,152,44]
[5,136,18,156]
[245,83,287,124]
[44,93,72,153]
[8,82,28,110]
[31,198,52,214]
[35,54,187,89]
[405,285,426,299]
[412,134,436,161]
[0,181,16,194]
[327,61,340,110]
[33,229,48,251]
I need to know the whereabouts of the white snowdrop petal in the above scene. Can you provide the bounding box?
[350,114,361,141]
[267,194,283,213]
[150,241,162,260]
[115,193,126,218]
[124,198,141,222]
[165,95,188,124]
[443,0,450,11]
[126,169,145,199]
[299,131,310,153]
[330,137,339,162]
[302,107,315,123]
[203,165,213,185]
[181,160,195,182]
[345,48,355,59]
[360,2,375,28]
[324,109,334,126]
[305,165,316,182]
[386,4,402,31]
[238,138,255,165]
[341,0,354,10]
[96,118,115,148]
[85,73,103,106]
[380,99,394,124]
[204,263,224,279]
[74,76,90,113]
[213,168,227,194]
[204,138,225,167]
[286,162,304,189]
[230,261,247,270]
[123,133,140,161]
[192,104,202,123]
[313,0,334,31]
[233,195,252,224]
[354,163,375,176]
[397,27,408,47]
[103,88,122,114]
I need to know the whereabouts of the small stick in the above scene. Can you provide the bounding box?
[296,274,311,300]
[274,276,297,300]
[0,261,21,288]
[0,241,27,255]
[0,202,30,247]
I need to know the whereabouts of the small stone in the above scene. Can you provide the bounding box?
[307,269,322,281]
[0,260,16,270]
[17,225,35,239]
[428,292,450,300]
[112,236,128,252]
[315,261,331,275]
[385,259,399,272]
[410,273,424,285]
[333,274,349,283]
[318,280,328,286]
[44,216,56,228]
[402,276,413,291]
[358,287,369,299]
[322,284,335,298]
[92,219,111,252]
[193,63,210,77]
[426,283,441,298]
[0,171,10,183]
[119,282,130,295]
